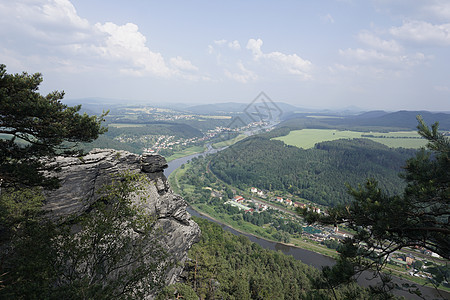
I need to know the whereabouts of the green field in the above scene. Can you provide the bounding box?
[165,145,205,162]
[212,133,248,149]
[168,164,195,194]
[273,129,427,149]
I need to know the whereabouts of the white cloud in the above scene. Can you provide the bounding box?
[358,31,402,52]
[95,22,172,77]
[224,61,257,83]
[373,0,450,21]
[210,39,241,50]
[332,22,434,81]
[228,40,241,50]
[0,0,202,80]
[41,0,90,29]
[214,39,227,46]
[339,48,428,67]
[424,1,450,20]
[0,0,94,45]
[390,20,450,46]
[170,56,199,71]
[246,39,312,79]
[207,45,214,54]
[335,47,430,81]
[246,38,264,58]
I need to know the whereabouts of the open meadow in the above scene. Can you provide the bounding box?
[273,129,427,149]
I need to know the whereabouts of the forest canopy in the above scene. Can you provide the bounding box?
[301,117,449,296]
[210,136,416,206]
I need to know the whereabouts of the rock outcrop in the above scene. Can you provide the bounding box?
[43,148,200,288]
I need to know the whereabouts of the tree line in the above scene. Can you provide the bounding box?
[158,217,374,300]
[210,136,416,206]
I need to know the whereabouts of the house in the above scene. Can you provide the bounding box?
[276,197,284,202]
[233,195,245,202]
[250,187,258,193]
[285,199,292,206]
[257,190,264,197]
[294,202,306,209]
[312,207,321,214]
[406,255,415,265]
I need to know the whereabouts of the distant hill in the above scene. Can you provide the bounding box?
[186,102,246,114]
[279,110,450,132]
[63,98,192,114]
[350,110,388,119]
[63,98,122,114]
[186,101,304,118]
[210,137,416,206]
[347,110,450,130]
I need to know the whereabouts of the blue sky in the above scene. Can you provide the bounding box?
[1,0,450,111]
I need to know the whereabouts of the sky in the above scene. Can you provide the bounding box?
[1,0,450,111]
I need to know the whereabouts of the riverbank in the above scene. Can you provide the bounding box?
[168,165,337,258]
[187,204,450,300]
[189,203,329,257]
[165,145,206,162]
[165,145,450,299]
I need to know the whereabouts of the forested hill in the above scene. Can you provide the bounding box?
[281,110,450,131]
[210,137,416,206]
[158,217,370,299]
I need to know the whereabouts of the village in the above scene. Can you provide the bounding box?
[222,186,446,282]
[114,120,270,154]
[223,186,347,242]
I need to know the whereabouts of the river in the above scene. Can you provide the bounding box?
[165,145,449,300]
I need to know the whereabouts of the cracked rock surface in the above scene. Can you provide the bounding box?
[43,148,200,287]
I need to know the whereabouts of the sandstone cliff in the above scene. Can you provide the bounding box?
[42,148,200,288]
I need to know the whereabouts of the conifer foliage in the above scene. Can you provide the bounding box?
[0,64,107,188]
[302,116,449,295]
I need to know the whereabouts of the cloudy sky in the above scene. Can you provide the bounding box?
[1,0,450,111]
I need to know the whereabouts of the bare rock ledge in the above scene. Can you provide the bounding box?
[43,148,201,289]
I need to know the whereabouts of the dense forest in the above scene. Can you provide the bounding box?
[210,137,416,206]
[158,217,372,300]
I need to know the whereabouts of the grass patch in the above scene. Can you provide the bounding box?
[168,164,193,194]
[274,129,426,149]
[191,204,275,241]
[290,237,339,258]
[212,134,247,149]
[166,145,205,162]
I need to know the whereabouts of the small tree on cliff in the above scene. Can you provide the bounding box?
[0,66,168,298]
[0,64,107,188]
[0,64,108,246]
[1,172,169,299]
[301,116,449,297]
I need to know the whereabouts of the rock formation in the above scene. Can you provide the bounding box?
[43,148,200,290]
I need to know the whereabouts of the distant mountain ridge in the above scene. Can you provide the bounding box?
[348,110,450,130]
[281,110,450,131]
[64,98,450,130]
[185,101,303,115]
